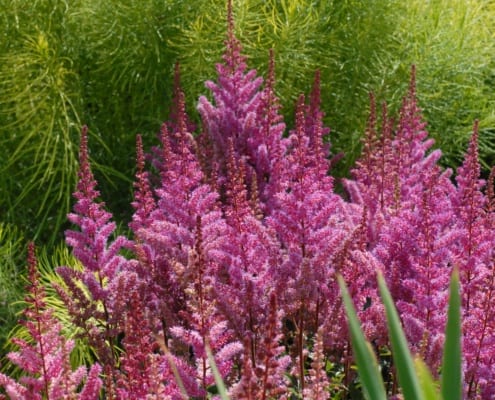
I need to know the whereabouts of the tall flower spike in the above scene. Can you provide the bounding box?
[454,120,487,311]
[267,93,349,392]
[486,166,495,215]
[250,48,288,210]
[452,120,495,398]
[169,217,242,396]
[58,126,134,397]
[167,62,196,134]
[216,138,281,368]
[305,70,330,168]
[303,327,330,400]
[130,134,156,234]
[229,292,290,399]
[197,0,264,178]
[65,126,131,276]
[0,243,102,400]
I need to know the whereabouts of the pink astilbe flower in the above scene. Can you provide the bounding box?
[115,285,183,400]
[454,121,489,310]
[197,0,265,187]
[56,126,135,398]
[344,67,445,245]
[230,293,291,400]
[215,142,281,367]
[392,66,443,208]
[303,327,330,400]
[249,49,288,208]
[267,93,349,392]
[64,126,132,277]
[0,243,102,400]
[343,95,395,224]
[268,94,348,316]
[328,210,385,350]
[137,117,229,335]
[168,217,242,396]
[374,171,456,370]
[452,121,495,398]
[130,134,156,234]
[344,68,460,372]
[167,62,197,135]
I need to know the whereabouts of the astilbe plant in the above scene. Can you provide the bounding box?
[197,0,264,180]
[54,126,136,397]
[10,4,495,398]
[0,243,102,400]
[452,122,495,398]
[266,91,350,391]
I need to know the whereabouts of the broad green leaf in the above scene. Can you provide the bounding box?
[441,268,462,400]
[338,274,387,400]
[206,341,230,400]
[377,271,423,400]
[415,358,441,400]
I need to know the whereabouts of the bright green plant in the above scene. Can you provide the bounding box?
[377,0,495,172]
[0,0,82,245]
[0,224,25,348]
[338,268,462,399]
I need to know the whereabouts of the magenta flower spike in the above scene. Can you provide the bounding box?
[452,121,495,398]
[130,134,156,235]
[197,3,263,164]
[56,126,135,397]
[0,243,102,400]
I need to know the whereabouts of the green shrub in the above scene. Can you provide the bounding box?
[0,224,24,347]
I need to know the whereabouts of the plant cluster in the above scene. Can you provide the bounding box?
[2,4,495,399]
[1,0,494,248]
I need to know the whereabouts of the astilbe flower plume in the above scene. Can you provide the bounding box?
[136,108,229,336]
[197,1,268,195]
[129,134,156,234]
[55,126,135,398]
[303,327,330,400]
[229,293,291,400]
[215,141,282,369]
[374,171,456,370]
[344,67,445,244]
[168,217,242,397]
[0,243,102,400]
[344,70,460,373]
[249,49,288,208]
[267,90,350,391]
[453,122,495,398]
[114,278,165,399]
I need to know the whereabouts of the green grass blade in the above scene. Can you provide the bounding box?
[205,341,230,400]
[415,358,441,400]
[377,271,423,400]
[441,268,462,400]
[338,274,387,400]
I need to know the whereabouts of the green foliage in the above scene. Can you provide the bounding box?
[339,269,462,400]
[440,269,462,400]
[377,0,495,174]
[0,0,81,245]
[0,224,25,349]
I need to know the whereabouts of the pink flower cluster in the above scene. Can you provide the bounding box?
[3,3,495,399]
